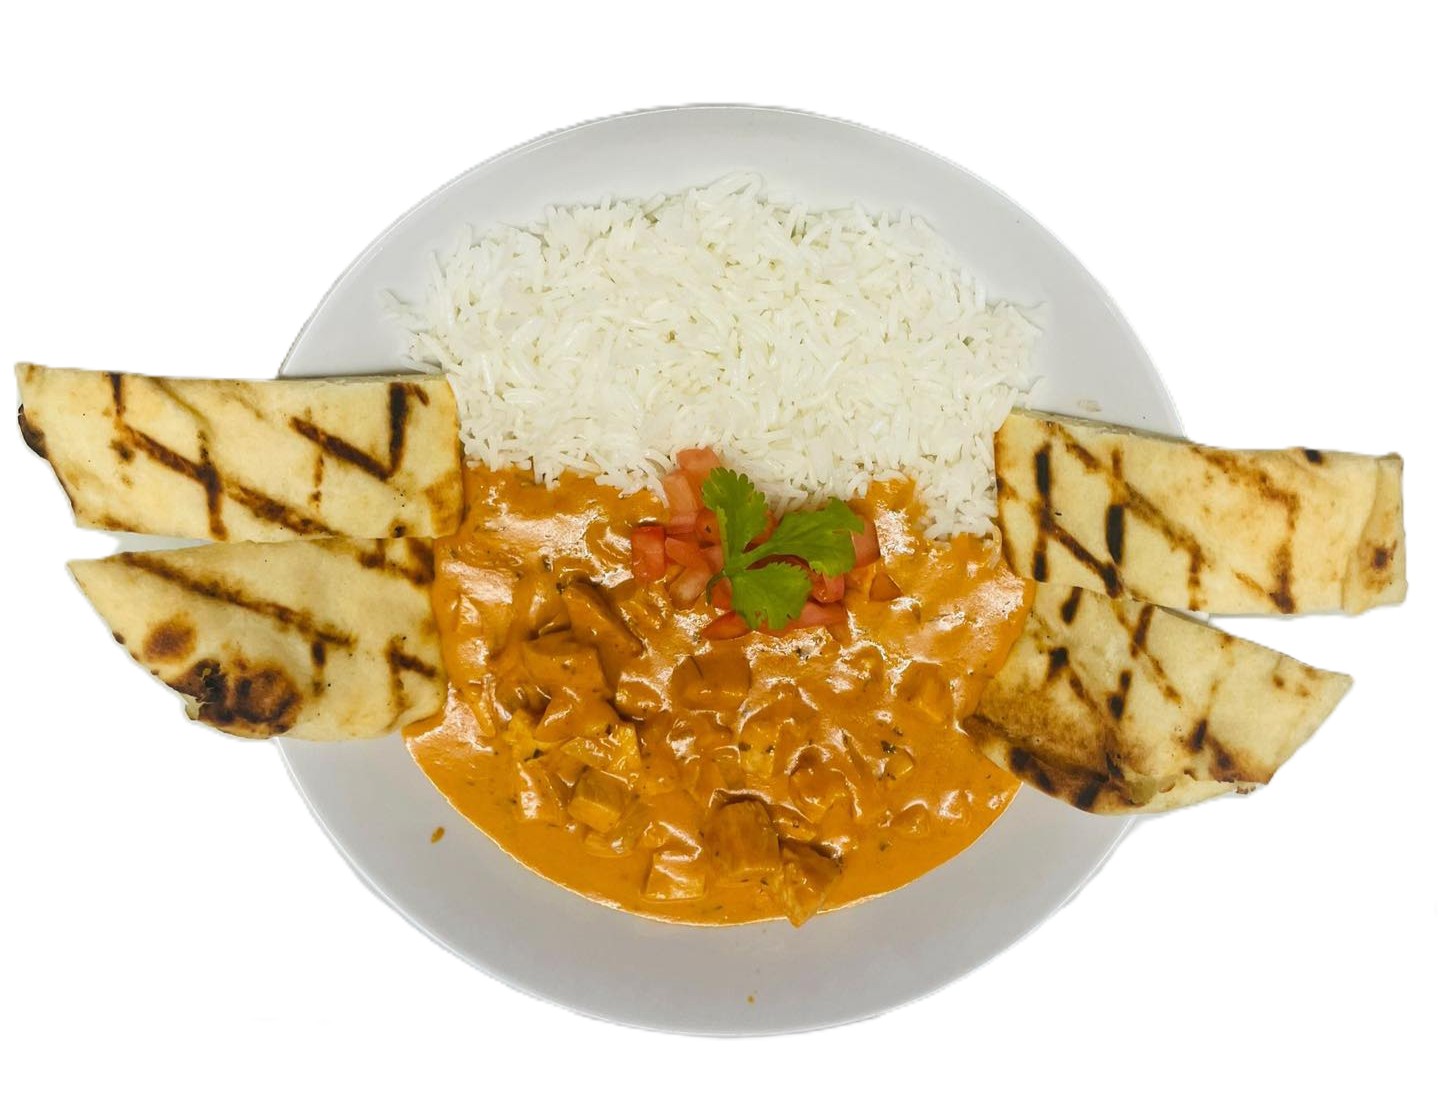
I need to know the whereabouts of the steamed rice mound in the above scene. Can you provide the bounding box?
[399,173,1036,538]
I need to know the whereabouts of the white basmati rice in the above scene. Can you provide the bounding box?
[395,173,1037,538]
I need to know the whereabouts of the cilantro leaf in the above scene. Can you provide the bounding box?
[728,562,813,630]
[699,467,868,633]
[700,468,768,564]
[746,498,865,575]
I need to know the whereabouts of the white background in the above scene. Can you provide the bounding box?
[2,3,1435,1113]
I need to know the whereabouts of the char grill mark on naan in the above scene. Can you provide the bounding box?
[994,410,1406,615]
[15,363,462,542]
[70,538,445,741]
[965,583,1352,813]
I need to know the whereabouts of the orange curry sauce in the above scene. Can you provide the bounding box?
[404,466,1032,925]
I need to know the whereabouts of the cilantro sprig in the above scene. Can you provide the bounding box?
[700,469,864,630]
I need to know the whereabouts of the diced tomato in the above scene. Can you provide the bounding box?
[851,516,880,567]
[701,611,749,640]
[869,568,902,601]
[709,577,733,611]
[665,536,709,572]
[676,447,722,480]
[790,601,847,629]
[695,508,720,544]
[666,511,698,536]
[700,544,725,573]
[810,571,845,603]
[670,566,710,607]
[630,525,668,582]
[662,470,701,515]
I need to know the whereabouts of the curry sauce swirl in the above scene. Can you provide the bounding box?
[405,466,1031,925]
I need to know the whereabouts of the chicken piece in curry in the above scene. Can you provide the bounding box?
[405,464,1032,926]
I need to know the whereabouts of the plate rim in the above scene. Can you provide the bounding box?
[276,102,1177,1034]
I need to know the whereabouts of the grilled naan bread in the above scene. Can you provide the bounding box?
[966,583,1351,813]
[17,363,462,542]
[994,410,1406,615]
[70,539,445,740]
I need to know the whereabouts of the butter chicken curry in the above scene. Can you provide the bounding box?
[405,454,1031,926]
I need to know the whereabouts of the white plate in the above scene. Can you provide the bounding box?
[278,105,1180,1035]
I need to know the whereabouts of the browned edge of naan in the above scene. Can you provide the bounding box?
[994,409,1406,616]
[965,583,1352,814]
[1343,454,1406,612]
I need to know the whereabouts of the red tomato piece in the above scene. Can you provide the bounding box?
[630,525,668,582]
[661,470,700,516]
[709,577,733,611]
[810,571,845,603]
[851,516,880,567]
[701,611,749,640]
[666,511,698,536]
[670,566,710,607]
[665,536,709,572]
[695,508,720,544]
[789,601,847,629]
[676,447,722,480]
[700,544,725,573]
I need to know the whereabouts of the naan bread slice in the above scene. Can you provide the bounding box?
[17,363,461,542]
[966,583,1351,814]
[70,539,445,741]
[994,410,1406,615]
